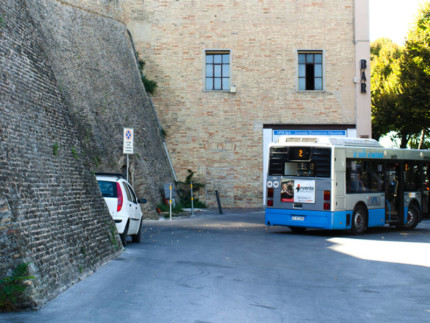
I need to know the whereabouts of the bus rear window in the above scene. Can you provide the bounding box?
[269,147,331,177]
[284,162,315,177]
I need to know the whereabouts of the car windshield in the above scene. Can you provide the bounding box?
[97,181,118,198]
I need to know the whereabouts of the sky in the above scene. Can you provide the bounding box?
[369,0,428,45]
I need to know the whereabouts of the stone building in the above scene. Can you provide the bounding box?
[126,0,371,207]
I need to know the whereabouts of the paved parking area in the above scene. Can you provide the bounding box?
[2,209,430,322]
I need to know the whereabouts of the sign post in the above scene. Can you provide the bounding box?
[123,128,134,182]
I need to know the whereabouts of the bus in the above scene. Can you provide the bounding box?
[265,136,430,234]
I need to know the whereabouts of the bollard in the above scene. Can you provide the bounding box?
[191,182,194,216]
[215,190,223,214]
[169,184,172,221]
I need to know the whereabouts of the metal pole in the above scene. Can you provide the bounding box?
[215,190,223,214]
[169,183,172,221]
[126,154,129,182]
[191,182,194,216]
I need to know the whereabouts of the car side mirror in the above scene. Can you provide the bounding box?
[138,198,147,204]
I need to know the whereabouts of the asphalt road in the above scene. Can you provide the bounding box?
[2,209,430,323]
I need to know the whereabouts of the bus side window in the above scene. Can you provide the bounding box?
[369,161,384,192]
[347,159,368,193]
[404,162,420,191]
[347,159,384,193]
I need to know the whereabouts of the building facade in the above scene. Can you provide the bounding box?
[125,0,371,207]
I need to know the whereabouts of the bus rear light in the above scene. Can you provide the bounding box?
[323,190,330,210]
[267,188,274,207]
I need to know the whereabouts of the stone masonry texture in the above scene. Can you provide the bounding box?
[25,0,174,216]
[0,0,122,308]
[128,0,359,207]
[0,0,173,309]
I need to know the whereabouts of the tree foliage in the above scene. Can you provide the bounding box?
[370,38,403,142]
[371,4,430,148]
[400,3,430,147]
[0,263,34,312]
[175,169,206,208]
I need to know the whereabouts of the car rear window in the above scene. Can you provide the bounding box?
[97,181,118,198]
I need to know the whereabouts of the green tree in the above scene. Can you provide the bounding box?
[371,3,430,148]
[370,38,403,142]
[399,2,430,148]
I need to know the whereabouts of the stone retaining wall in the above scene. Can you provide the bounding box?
[0,0,173,308]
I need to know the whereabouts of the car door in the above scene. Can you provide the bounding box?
[120,182,136,233]
[127,183,143,220]
[121,182,140,234]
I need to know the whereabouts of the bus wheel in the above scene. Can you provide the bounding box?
[288,226,306,233]
[351,205,367,235]
[397,204,420,230]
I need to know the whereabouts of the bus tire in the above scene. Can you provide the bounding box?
[397,204,420,230]
[351,205,367,235]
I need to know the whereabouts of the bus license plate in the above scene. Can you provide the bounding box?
[291,216,305,221]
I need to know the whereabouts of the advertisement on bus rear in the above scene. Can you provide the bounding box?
[281,179,315,203]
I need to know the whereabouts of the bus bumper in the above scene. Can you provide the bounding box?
[265,208,350,230]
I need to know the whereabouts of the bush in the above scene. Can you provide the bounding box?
[176,169,206,208]
[157,202,184,214]
[142,76,157,94]
[138,58,157,94]
[0,263,34,312]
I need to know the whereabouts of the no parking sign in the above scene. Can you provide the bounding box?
[123,128,134,154]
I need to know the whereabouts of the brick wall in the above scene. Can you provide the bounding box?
[128,0,359,207]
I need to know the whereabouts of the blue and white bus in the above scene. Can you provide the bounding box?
[265,136,430,234]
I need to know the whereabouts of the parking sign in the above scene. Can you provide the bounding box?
[123,128,134,154]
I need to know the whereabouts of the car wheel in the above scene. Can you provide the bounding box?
[120,221,129,247]
[288,226,306,233]
[351,205,367,235]
[132,220,142,243]
[396,204,420,230]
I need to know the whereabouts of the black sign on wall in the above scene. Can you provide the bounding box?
[360,59,367,93]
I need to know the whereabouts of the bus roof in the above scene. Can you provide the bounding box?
[270,136,430,161]
[274,136,383,148]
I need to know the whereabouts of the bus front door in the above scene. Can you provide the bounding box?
[422,162,430,219]
[385,162,403,223]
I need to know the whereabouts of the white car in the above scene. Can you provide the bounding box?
[96,173,146,246]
